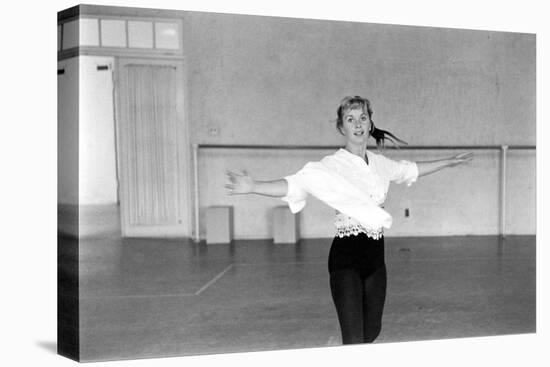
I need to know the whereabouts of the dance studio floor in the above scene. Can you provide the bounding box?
[59,235,536,362]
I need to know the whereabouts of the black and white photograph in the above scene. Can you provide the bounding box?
[56,1,538,362]
[4,1,549,366]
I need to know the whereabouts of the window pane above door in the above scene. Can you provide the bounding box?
[155,22,179,49]
[128,21,153,48]
[101,19,126,47]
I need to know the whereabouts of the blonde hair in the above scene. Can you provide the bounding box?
[335,96,407,148]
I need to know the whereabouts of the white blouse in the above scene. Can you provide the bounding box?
[281,148,418,239]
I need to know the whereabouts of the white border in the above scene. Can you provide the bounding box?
[3,1,547,366]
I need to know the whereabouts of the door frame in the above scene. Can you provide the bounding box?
[114,57,192,238]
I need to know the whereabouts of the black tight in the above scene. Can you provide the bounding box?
[328,234,387,344]
[330,265,387,344]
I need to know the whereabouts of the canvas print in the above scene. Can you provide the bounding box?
[57,4,536,362]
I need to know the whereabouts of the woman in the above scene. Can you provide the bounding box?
[225,96,473,344]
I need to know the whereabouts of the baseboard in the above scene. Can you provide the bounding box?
[58,203,121,238]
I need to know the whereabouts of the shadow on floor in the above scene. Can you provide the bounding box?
[36,340,57,354]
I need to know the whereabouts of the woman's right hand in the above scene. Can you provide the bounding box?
[225,170,255,195]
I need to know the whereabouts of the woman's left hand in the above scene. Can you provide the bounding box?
[449,152,474,167]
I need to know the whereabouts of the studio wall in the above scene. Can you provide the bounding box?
[58,6,536,238]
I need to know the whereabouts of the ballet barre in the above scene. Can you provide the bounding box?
[192,144,536,242]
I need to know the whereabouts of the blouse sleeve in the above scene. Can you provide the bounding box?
[280,173,308,213]
[382,156,419,186]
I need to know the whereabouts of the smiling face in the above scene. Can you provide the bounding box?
[340,107,372,145]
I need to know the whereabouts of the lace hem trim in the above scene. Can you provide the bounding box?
[335,225,384,240]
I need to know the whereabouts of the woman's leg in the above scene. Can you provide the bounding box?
[329,268,364,344]
[362,264,387,343]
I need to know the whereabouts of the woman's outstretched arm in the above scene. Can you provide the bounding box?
[225,170,288,197]
[416,152,473,178]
